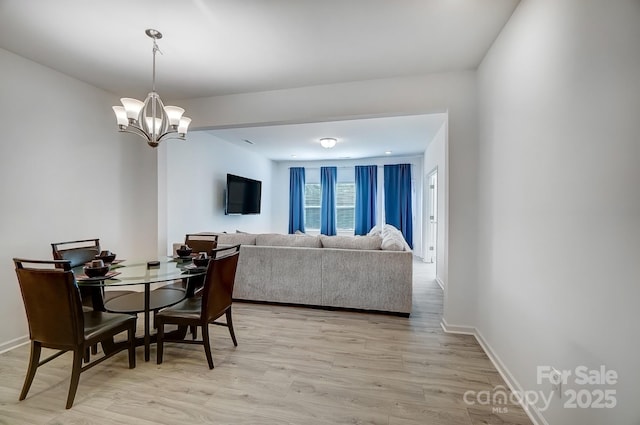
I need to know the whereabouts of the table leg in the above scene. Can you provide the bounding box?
[87,287,106,311]
[144,284,150,362]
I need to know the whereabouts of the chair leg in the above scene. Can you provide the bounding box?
[202,324,214,369]
[66,349,83,409]
[190,325,197,340]
[84,347,90,363]
[128,325,136,369]
[174,325,188,340]
[19,341,41,401]
[156,319,164,365]
[226,308,238,347]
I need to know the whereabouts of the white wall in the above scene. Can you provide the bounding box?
[423,122,447,287]
[0,48,158,350]
[177,71,479,327]
[272,155,424,257]
[476,1,640,424]
[163,131,274,253]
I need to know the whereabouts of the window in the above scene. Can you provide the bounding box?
[336,182,355,231]
[304,182,355,232]
[304,183,321,230]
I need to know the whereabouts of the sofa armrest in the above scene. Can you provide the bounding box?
[321,248,412,314]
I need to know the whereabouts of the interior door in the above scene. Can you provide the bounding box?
[426,170,437,264]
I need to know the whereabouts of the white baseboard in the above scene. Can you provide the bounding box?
[0,335,29,355]
[441,320,548,425]
[435,277,445,290]
[440,318,474,334]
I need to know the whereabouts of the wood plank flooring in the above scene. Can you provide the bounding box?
[0,260,533,425]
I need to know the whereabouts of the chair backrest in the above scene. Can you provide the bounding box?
[51,238,100,268]
[185,234,218,255]
[13,259,84,347]
[201,245,240,322]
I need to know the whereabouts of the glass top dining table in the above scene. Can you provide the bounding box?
[74,258,203,287]
[74,258,206,361]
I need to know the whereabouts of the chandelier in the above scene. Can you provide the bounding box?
[112,29,191,148]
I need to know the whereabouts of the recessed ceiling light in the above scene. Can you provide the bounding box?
[385,150,392,155]
[320,138,337,148]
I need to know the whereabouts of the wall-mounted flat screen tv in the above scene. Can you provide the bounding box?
[225,173,262,215]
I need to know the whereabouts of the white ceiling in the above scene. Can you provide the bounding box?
[206,113,447,162]
[0,0,518,160]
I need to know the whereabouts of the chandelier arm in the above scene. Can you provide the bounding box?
[141,93,170,141]
[158,131,186,142]
[119,126,151,142]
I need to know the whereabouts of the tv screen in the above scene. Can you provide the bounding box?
[225,174,262,215]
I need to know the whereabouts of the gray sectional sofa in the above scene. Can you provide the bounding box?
[178,231,413,315]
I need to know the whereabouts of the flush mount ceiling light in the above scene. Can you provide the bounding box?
[319,137,337,149]
[112,29,191,148]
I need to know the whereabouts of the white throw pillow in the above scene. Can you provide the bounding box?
[382,224,401,237]
[380,234,405,251]
[380,224,412,251]
[367,225,382,236]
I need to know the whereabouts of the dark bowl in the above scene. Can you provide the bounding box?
[96,253,116,264]
[83,265,110,278]
[193,257,210,267]
[176,248,193,258]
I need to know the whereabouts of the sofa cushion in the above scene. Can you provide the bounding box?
[217,233,257,245]
[256,233,321,248]
[320,235,382,250]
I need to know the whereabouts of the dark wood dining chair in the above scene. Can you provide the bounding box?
[51,238,131,309]
[184,233,219,255]
[156,245,241,369]
[166,233,221,295]
[13,258,137,409]
[51,238,101,268]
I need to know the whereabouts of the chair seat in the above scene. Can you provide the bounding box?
[157,296,202,320]
[83,311,136,341]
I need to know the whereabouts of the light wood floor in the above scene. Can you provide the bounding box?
[0,260,533,425]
